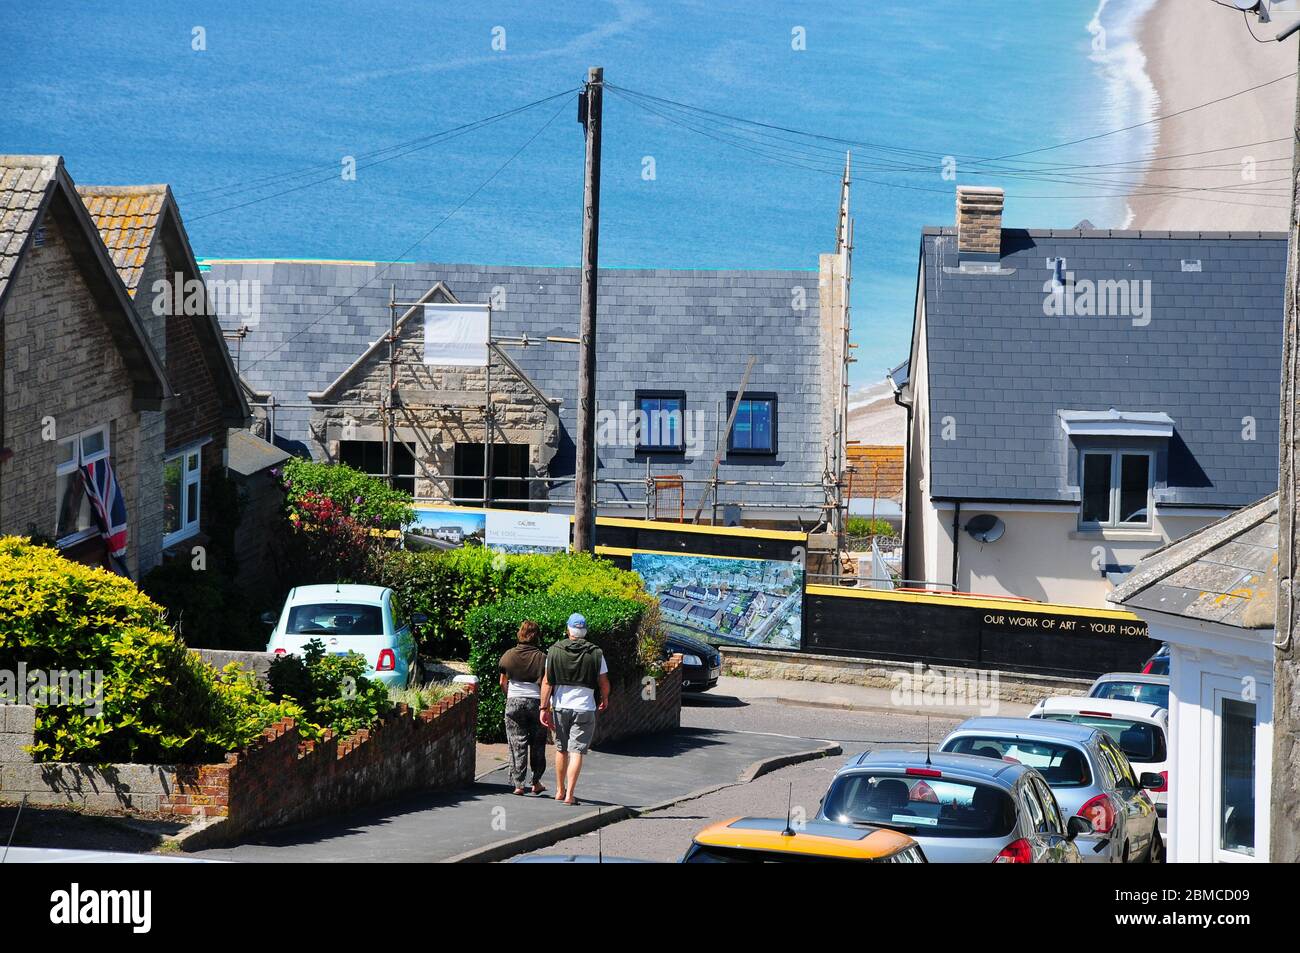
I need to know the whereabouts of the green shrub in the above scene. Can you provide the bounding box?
[139,559,264,651]
[846,516,895,538]
[0,537,300,763]
[280,457,414,529]
[465,592,646,742]
[375,547,658,660]
[266,638,392,742]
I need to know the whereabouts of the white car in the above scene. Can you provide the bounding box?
[1029,696,1169,827]
[264,584,418,688]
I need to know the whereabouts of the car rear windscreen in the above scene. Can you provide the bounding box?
[1091,681,1169,709]
[820,773,1017,838]
[1040,714,1167,763]
[286,603,384,635]
[944,736,1092,787]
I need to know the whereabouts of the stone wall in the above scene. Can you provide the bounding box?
[0,213,149,578]
[0,688,478,849]
[721,646,1089,707]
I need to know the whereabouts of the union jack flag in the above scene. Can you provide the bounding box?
[81,458,128,557]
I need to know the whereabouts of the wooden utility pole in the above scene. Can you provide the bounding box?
[573,66,603,552]
[1273,34,1300,865]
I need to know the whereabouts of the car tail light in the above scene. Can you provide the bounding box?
[377,649,396,672]
[1079,710,1111,717]
[273,648,287,656]
[1077,794,1116,834]
[993,839,1033,864]
[1141,659,1156,674]
[905,767,942,778]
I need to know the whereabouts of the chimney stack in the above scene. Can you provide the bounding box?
[955,186,1004,263]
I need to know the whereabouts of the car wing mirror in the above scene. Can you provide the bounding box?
[412,612,428,626]
[1066,815,1092,841]
[1139,772,1164,791]
[260,611,277,625]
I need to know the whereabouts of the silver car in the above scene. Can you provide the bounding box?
[1087,672,1169,710]
[815,750,1089,863]
[941,717,1163,863]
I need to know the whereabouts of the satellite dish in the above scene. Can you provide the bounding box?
[965,514,1005,544]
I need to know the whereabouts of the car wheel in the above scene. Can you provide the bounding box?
[1147,830,1164,864]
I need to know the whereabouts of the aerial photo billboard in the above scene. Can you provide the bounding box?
[632,552,803,651]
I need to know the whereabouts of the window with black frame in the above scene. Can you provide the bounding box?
[635,390,686,453]
[727,392,777,455]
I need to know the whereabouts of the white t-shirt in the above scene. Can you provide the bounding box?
[552,657,608,712]
[507,679,541,700]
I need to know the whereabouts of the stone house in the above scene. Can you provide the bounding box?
[76,183,249,563]
[306,282,559,506]
[0,155,171,577]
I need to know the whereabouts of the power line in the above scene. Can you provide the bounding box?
[240,96,570,376]
[185,89,577,222]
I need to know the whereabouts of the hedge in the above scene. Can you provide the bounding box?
[0,537,301,763]
[375,547,656,659]
[279,456,414,529]
[465,592,646,742]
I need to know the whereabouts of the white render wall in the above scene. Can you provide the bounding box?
[1144,613,1272,864]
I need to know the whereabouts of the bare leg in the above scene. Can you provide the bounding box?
[564,752,585,803]
[554,751,569,800]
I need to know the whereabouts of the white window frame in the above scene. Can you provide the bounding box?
[55,425,110,546]
[163,446,203,547]
[1078,449,1154,530]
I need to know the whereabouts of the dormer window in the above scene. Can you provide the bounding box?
[1081,450,1153,529]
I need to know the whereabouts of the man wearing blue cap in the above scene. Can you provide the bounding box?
[539,612,610,805]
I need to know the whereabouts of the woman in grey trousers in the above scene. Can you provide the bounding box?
[497,620,548,796]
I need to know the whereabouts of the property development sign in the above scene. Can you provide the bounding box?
[632,551,804,651]
[486,510,571,555]
[423,303,489,366]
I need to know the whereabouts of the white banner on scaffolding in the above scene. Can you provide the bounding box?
[423,303,489,366]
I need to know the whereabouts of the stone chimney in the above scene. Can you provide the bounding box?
[955,186,1004,263]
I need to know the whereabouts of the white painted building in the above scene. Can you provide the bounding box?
[1109,495,1276,862]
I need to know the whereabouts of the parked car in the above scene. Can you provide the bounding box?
[1029,696,1169,826]
[663,631,721,691]
[681,816,926,863]
[264,584,417,688]
[1087,672,1169,710]
[815,750,1088,863]
[940,717,1163,863]
[1141,643,1170,676]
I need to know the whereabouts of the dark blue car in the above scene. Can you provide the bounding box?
[663,631,721,691]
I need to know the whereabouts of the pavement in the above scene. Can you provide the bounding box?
[191,721,838,863]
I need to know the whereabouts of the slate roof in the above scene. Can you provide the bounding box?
[917,227,1286,507]
[1107,493,1277,628]
[226,428,291,477]
[201,259,826,514]
[0,155,59,306]
[76,185,168,296]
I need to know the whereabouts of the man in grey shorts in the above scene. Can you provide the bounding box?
[539,613,610,805]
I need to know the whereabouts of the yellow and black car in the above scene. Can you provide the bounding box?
[681,816,926,863]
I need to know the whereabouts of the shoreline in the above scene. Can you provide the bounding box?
[1130,0,1294,231]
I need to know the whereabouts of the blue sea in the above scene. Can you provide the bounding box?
[0,0,1156,384]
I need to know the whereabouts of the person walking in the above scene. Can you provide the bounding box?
[497,620,548,796]
[539,613,610,805]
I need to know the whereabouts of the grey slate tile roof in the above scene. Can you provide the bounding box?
[201,259,826,513]
[0,155,59,306]
[918,227,1286,507]
[1107,493,1277,628]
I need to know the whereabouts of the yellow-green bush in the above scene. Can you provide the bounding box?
[0,537,301,763]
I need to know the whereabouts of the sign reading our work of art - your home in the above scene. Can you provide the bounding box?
[423,303,489,367]
[632,551,804,651]
[486,510,571,555]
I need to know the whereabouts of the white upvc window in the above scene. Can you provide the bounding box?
[55,425,109,545]
[163,447,202,546]
[1079,449,1154,529]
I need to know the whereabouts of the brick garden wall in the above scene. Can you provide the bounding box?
[591,654,682,748]
[0,687,478,849]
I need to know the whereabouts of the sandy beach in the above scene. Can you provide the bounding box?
[1131,0,1296,231]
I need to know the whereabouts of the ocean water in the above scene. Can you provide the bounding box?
[0,0,1156,385]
